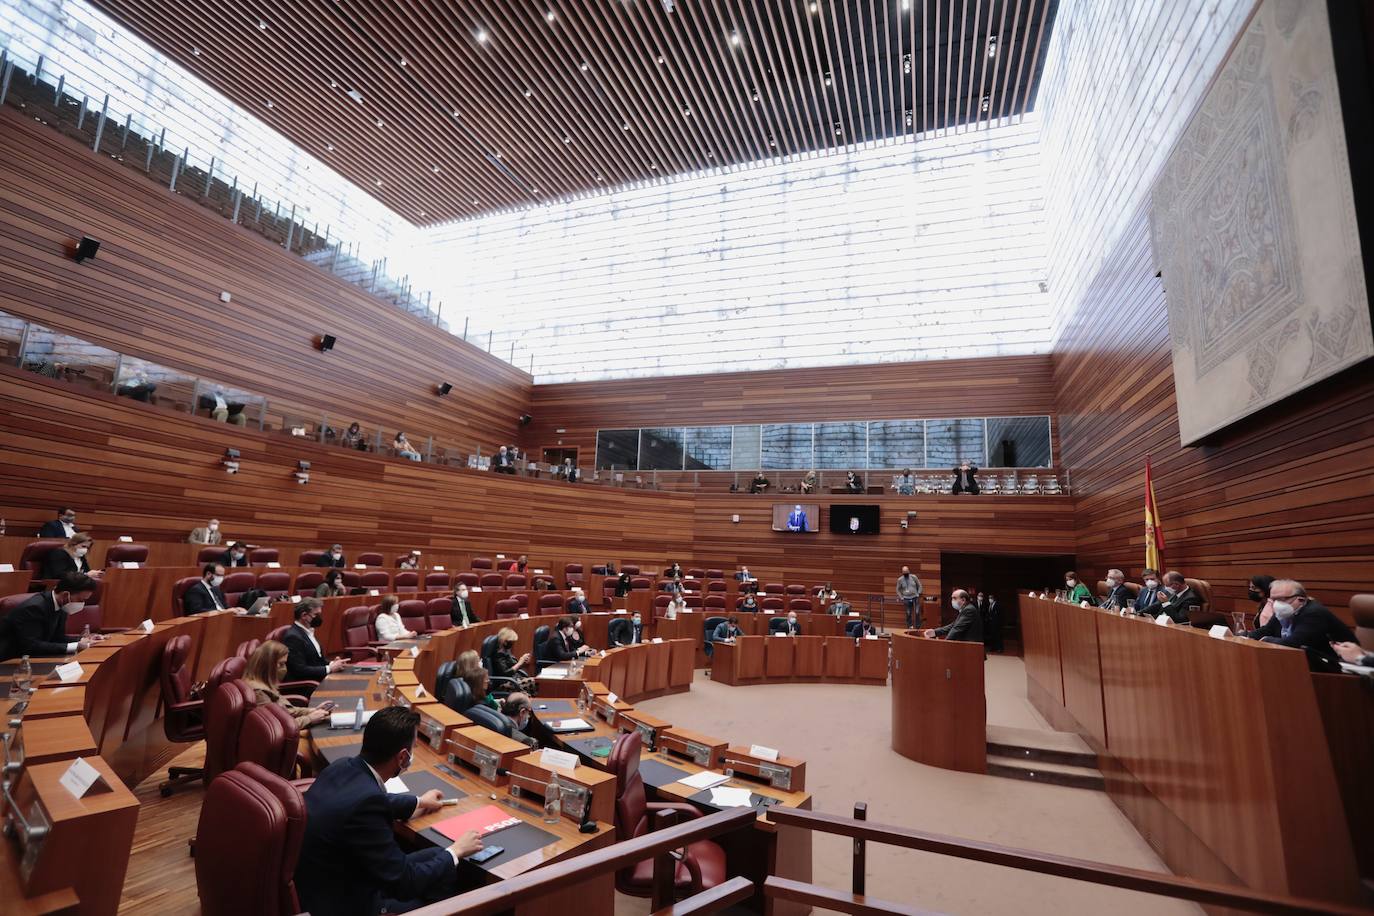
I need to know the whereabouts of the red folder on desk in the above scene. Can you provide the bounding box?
[432,804,521,841]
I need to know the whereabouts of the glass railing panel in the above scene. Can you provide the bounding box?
[114,354,197,414]
[20,324,119,394]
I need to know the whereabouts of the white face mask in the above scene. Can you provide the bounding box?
[953,600,965,611]
[788,617,797,626]
[331,551,342,558]
[1145,579,1158,589]
[208,523,219,531]
[1065,579,1076,587]
[1273,600,1298,621]
[632,616,641,625]
[75,546,89,557]
[457,589,469,598]
[62,601,86,614]
[1106,577,1119,587]
[211,575,224,587]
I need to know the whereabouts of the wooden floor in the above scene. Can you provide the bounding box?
[118,744,205,915]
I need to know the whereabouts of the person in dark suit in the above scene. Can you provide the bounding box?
[1130,569,1163,614]
[41,533,92,580]
[1134,571,1200,624]
[748,471,770,494]
[712,615,743,643]
[0,573,98,660]
[491,445,516,474]
[316,544,346,568]
[541,616,591,663]
[784,611,802,636]
[785,505,809,531]
[924,589,984,643]
[1099,569,1133,610]
[613,572,633,597]
[952,462,980,495]
[980,594,1004,652]
[566,588,590,615]
[854,615,879,638]
[734,566,754,583]
[217,542,249,567]
[450,584,480,627]
[283,599,345,683]
[37,507,79,539]
[845,471,864,493]
[296,706,482,916]
[609,614,644,647]
[1243,579,1355,665]
[183,564,228,614]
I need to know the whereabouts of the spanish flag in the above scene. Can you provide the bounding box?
[1144,456,1165,571]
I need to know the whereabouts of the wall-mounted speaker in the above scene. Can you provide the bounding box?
[518,413,533,426]
[74,236,101,263]
[318,334,337,352]
[437,382,453,396]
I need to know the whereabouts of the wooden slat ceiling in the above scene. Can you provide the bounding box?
[87,0,1058,226]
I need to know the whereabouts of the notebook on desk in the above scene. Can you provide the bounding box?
[431,804,521,840]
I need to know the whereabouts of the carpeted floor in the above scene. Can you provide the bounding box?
[622,655,1200,916]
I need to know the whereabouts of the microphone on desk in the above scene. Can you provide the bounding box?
[495,768,599,834]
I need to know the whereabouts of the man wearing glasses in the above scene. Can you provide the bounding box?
[1243,579,1355,666]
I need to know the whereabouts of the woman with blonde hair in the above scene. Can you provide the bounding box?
[244,640,331,727]
[491,627,537,695]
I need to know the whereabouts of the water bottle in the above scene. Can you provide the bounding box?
[543,777,562,824]
[353,697,365,730]
[19,656,32,689]
[380,656,393,690]
[81,624,92,642]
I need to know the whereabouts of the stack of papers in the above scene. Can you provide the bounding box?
[708,786,756,808]
[330,709,377,729]
[540,668,567,679]
[679,771,730,790]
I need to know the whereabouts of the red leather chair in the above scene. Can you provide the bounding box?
[610,731,725,898]
[235,638,262,659]
[622,565,641,576]
[159,635,206,794]
[425,597,453,631]
[504,573,527,588]
[564,563,584,587]
[266,625,292,643]
[470,557,494,570]
[195,762,306,916]
[298,550,325,567]
[682,578,702,592]
[494,598,520,619]
[394,571,420,593]
[531,575,555,590]
[513,594,529,610]
[789,598,811,611]
[249,548,280,566]
[222,572,257,606]
[206,656,247,697]
[496,559,516,571]
[257,572,290,599]
[591,565,608,575]
[20,540,67,575]
[455,572,479,588]
[204,679,255,783]
[293,572,324,597]
[105,543,149,567]
[785,584,807,596]
[356,552,384,567]
[704,595,727,611]
[341,571,362,589]
[762,597,785,611]
[479,573,504,589]
[602,581,617,601]
[763,583,784,595]
[171,576,202,616]
[0,592,34,620]
[426,572,452,590]
[238,703,301,779]
[684,596,703,609]
[538,594,564,612]
[706,581,726,593]
[630,577,652,591]
[341,606,379,661]
[687,568,705,579]
[705,569,724,580]
[197,546,225,564]
[360,571,390,590]
[398,600,429,634]
[653,594,672,613]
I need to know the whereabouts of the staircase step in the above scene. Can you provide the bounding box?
[986,754,1105,791]
[985,724,1097,768]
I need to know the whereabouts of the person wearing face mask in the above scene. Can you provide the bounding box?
[0,573,100,660]
[217,541,250,568]
[1063,571,1095,605]
[297,706,483,916]
[1247,575,1276,629]
[1134,571,1199,624]
[613,571,634,598]
[316,568,348,598]
[712,615,744,644]
[566,587,590,615]
[610,614,644,647]
[1243,579,1354,665]
[924,589,984,643]
[542,616,591,663]
[374,596,416,642]
[784,612,802,636]
[283,598,346,685]
[38,506,80,539]
[491,445,516,474]
[665,594,687,619]
[184,563,229,614]
[187,518,223,545]
[41,533,93,580]
[1131,569,1162,614]
[491,628,538,693]
[316,544,347,568]
[981,593,1004,653]
[1099,569,1132,610]
[739,593,760,613]
[450,584,481,626]
[244,640,332,727]
[499,693,552,748]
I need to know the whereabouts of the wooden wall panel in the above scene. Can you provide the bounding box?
[520,355,1060,468]
[0,107,530,456]
[1053,209,1374,624]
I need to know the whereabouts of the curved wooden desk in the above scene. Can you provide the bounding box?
[889,632,985,773]
[709,634,889,686]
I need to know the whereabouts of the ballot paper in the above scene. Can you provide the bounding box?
[708,786,756,808]
[384,776,409,793]
[678,770,730,790]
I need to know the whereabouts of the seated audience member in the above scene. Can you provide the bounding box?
[816,582,838,603]
[894,469,916,496]
[800,470,818,494]
[1131,569,1163,613]
[244,640,331,727]
[566,587,590,615]
[500,693,551,748]
[0,573,99,659]
[491,628,538,694]
[41,533,92,580]
[542,617,591,663]
[451,583,480,626]
[952,461,980,495]
[739,593,760,613]
[665,562,683,580]
[748,471,770,494]
[1333,642,1374,668]
[317,544,347,568]
[374,596,415,642]
[855,615,879,638]
[568,616,595,655]
[845,471,864,493]
[188,518,222,545]
[564,460,580,483]
[660,577,683,595]
[393,432,422,462]
[924,589,983,642]
[1247,574,1276,630]
[611,612,645,646]
[1064,571,1095,605]
[613,571,634,598]
[666,594,687,618]
[463,667,500,712]
[296,706,482,916]
[184,563,229,614]
[1099,569,1132,610]
[1243,579,1354,665]
[284,598,346,682]
[516,555,528,573]
[218,541,250,567]
[398,551,421,571]
[1134,571,1199,624]
[341,421,367,450]
[316,568,348,598]
[38,506,80,539]
[829,594,852,616]
[784,611,802,636]
[735,566,755,583]
[492,445,516,474]
[712,615,743,643]
[116,371,157,402]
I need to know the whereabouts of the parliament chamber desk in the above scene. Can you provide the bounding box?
[709,634,889,686]
[1018,593,1369,907]
[889,632,986,774]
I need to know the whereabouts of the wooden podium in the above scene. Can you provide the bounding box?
[890,632,986,774]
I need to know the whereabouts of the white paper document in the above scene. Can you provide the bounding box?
[540,668,567,679]
[330,709,376,729]
[555,718,592,730]
[384,776,409,794]
[708,786,756,808]
[540,748,579,770]
[55,661,84,682]
[679,771,730,790]
[749,744,780,761]
[59,757,105,799]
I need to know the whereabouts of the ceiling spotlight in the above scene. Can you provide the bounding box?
[649,162,658,170]
[902,54,912,74]
[832,123,841,136]
[750,88,760,101]
[472,198,480,205]
[980,95,990,113]
[579,61,589,72]
[900,0,911,10]
[594,173,604,181]
[621,121,630,130]
[545,9,556,22]
[375,118,385,127]
[904,110,913,127]
[452,109,460,117]
[823,72,832,87]
[326,142,334,151]
[192,46,201,56]
[563,135,571,143]
[399,57,407,67]
[258,20,267,30]
[328,79,337,88]
[375,178,383,187]
[532,187,540,194]
[706,150,714,158]
[475,28,489,43]
[768,136,777,147]
[265,100,274,108]
[431,165,440,173]
[729,31,742,47]
[656,55,665,65]
[682,107,692,117]
[523,88,533,98]
[419,210,426,217]
[809,1,818,12]
[987,36,998,58]
[494,151,503,159]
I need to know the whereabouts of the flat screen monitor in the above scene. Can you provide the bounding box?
[830,504,880,535]
[771,503,819,532]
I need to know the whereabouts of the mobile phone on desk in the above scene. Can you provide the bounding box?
[319,701,336,711]
[467,845,503,864]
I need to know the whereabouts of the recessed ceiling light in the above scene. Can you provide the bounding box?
[191,46,201,56]
[706,151,714,158]
[682,107,691,117]
[769,136,777,147]
[532,187,540,194]
[833,123,842,136]
[750,88,760,101]
[656,55,665,64]
[495,151,503,159]
[452,109,460,118]
[545,9,556,22]
[431,165,440,173]
[328,79,337,88]
[987,36,998,58]
[257,20,267,30]
[563,135,572,143]
[809,1,818,12]
[523,88,533,98]
[265,100,274,108]
[621,121,630,130]
[903,54,912,74]
[729,31,741,47]
[579,62,589,72]
[472,197,479,205]
[419,210,426,217]
[399,57,407,67]
[823,72,832,86]
[900,0,911,10]
[326,143,335,151]
[981,95,991,113]
[375,118,385,128]
[595,174,604,181]
[475,28,489,43]
[649,163,658,170]
[375,179,383,186]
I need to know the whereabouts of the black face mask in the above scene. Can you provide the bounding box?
[310,614,324,628]
[1248,589,1263,602]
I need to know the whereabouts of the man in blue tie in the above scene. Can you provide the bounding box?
[786,504,808,531]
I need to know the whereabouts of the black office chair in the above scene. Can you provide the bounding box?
[441,677,475,714]
[465,703,512,736]
[703,615,726,658]
[478,635,521,699]
[768,617,788,634]
[608,617,633,647]
[532,625,555,670]
[434,660,459,699]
